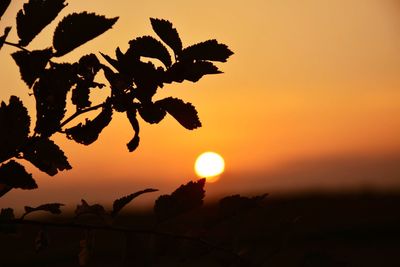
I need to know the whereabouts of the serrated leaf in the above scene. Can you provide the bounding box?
[75,199,106,218]
[138,102,166,124]
[65,102,112,145]
[150,18,182,55]
[0,96,30,163]
[126,109,140,152]
[0,0,11,20]
[128,36,172,67]
[100,52,119,70]
[17,0,67,46]
[0,160,37,190]
[0,208,16,234]
[24,203,64,218]
[181,39,233,62]
[164,61,222,83]
[154,179,206,222]
[156,97,201,130]
[53,12,118,56]
[11,48,53,88]
[34,63,77,136]
[112,188,158,217]
[0,26,11,51]
[23,137,71,176]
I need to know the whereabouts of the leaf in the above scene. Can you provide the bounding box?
[72,54,103,109]
[154,179,206,222]
[0,208,16,234]
[126,109,140,152]
[35,229,49,252]
[128,36,172,67]
[65,102,112,145]
[53,12,118,57]
[218,194,268,218]
[138,102,166,124]
[164,61,221,83]
[23,137,71,176]
[75,199,106,218]
[34,63,77,136]
[0,160,37,190]
[112,188,158,217]
[0,0,11,20]
[11,48,53,88]
[0,26,11,51]
[181,39,233,62]
[16,0,67,46]
[24,203,64,217]
[0,96,30,163]
[156,97,201,130]
[150,18,182,55]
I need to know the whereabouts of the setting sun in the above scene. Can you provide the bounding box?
[194,152,225,181]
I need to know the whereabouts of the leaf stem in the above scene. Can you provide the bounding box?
[4,41,31,53]
[59,102,105,129]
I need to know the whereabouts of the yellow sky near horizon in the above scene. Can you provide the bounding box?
[1,0,400,209]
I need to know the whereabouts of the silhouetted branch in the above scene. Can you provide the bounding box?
[59,102,106,129]
[4,41,31,52]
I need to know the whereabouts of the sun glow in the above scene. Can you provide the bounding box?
[194,152,225,182]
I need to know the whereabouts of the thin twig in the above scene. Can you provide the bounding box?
[59,103,105,129]
[4,41,31,53]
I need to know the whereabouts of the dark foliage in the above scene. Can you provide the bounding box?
[24,203,64,217]
[53,12,118,56]
[17,0,67,46]
[0,160,37,190]
[181,39,233,62]
[112,188,158,217]
[23,137,71,176]
[66,102,113,145]
[0,207,16,234]
[0,96,30,163]
[0,0,11,20]
[11,48,53,87]
[150,18,182,56]
[126,109,140,152]
[218,194,268,218]
[128,36,172,67]
[154,179,206,221]
[34,63,77,136]
[75,199,106,218]
[0,26,11,50]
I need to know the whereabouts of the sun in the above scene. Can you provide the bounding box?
[194,152,225,182]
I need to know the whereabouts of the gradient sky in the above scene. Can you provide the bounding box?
[1,0,400,210]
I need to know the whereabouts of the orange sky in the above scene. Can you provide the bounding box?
[1,0,400,210]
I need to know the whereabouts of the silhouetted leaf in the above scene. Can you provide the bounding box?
[126,109,140,152]
[0,96,30,163]
[16,0,67,46]
[34,63,77,136]
[181,39,233,62]
[72,54,104,109]
[24,203,64,218]
[112,188,158,217]
[0,0,11,20]
[154,179,206,221]
[219,194,268,218]
[0,160,37,189]
[0,208,16,234]
[0,26,11,51]
[11,48,53,88]
[23,137,71,176]
[35,229,49,252]
[75,199,106,218]
[165,61,221,83]
[150,18,182,56]
[156,97,201,130]
[53,12,118,56]
[100,52,119,70]
[128,36,172,67]
[65,102,112,145]
[138,102,166,124]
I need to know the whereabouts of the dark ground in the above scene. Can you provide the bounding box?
[1,192,400,267]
